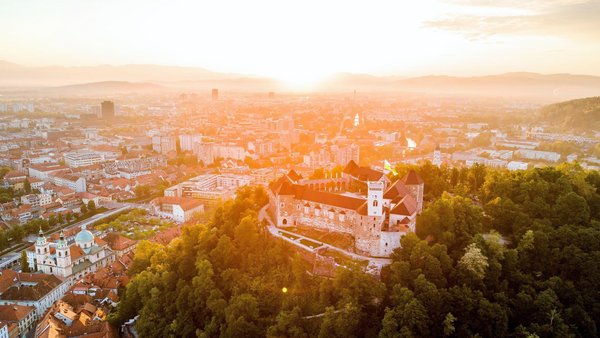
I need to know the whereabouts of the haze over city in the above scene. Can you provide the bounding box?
[0,1,600,338]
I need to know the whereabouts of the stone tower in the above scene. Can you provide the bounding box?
[367,181,384,216]
[35,229,49,269]
[56,230,71,271]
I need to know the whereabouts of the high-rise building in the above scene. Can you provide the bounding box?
[433,146,442,167]
[101,101,115,119]
[211,89,219,100]
[152,136,177,154]
[179,134,202,152]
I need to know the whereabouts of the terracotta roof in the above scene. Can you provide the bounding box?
[0,272,64,301]
[0,304,35,322]
[402,170,424,185]
[343,160,384,181]
[103,233,136,251]
[70,245,85,261]
[287,170,302,181]
[3,171,26,179]
[390,195,418,216]
[384,179,412,200]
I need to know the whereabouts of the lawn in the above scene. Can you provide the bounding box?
[286,225,355,251]
[93,209,175,240]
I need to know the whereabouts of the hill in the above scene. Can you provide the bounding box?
[47,81,165,95]
[1,60,600,100]
[540,96,600,130]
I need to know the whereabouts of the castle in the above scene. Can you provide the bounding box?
[268,161,424,257]
[28,225,115,281]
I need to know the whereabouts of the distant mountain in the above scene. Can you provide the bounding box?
[0,61,240,87]
[46,81,165,95]
[390,73,600,101]
[1,60,599,100]
[540,96,600,130]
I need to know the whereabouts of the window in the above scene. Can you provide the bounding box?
[282,218,287,225]
[373,200,378,207]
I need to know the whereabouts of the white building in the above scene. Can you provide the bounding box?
[64,151,104,168]
[150,196,204,223]
[0,270,70,319]
[516,149,561,162]
[178,134,202,152]
[507,161,528,171]
[49,172,86,192]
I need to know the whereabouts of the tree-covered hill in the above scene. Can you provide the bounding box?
[110,163,600,337]
[540,96,600,130]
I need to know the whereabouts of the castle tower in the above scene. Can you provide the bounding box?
[56,230,71,269]
[402,170,424,213]
[35,228,49,270]
[367,181,384,216]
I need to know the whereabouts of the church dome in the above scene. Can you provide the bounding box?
[75,225,94,244]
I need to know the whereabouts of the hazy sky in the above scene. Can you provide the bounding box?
[2,0,600,84]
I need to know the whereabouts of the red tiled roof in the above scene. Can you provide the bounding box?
[70,245,85,261]
[0,304,35,322]
[402,170,424,185]
[383,179,411,199]
[103,233,136,251]
[343,160,384,181]
[390,195,418,216]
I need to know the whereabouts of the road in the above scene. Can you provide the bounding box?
[258,206,392,270]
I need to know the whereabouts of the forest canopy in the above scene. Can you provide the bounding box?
[110,163,600,337]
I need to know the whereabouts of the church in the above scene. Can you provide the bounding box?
[268,161,424,257]
[28,225,116,281]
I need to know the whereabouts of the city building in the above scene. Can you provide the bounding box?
[151,136,177,155]
[63,151,104,168]
[178,134,202,152]
[164,174,251,208]
[0,305,36,337]
[0,270,70,319]
[100,101,115,119]
[150,196,204,223]
[211,88,218,100]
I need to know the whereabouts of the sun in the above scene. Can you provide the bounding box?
[275,69,329,91]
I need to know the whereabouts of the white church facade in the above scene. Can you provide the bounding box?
[28,225,116,282]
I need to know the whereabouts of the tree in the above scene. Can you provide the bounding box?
[88,200,96,212]
[458,243,489,280]
[554,192,590,225]
[23,178,31,193]
[80,203,88,214]
[267,307,308,338]
[443,312,456,336]
[20,250,30,272]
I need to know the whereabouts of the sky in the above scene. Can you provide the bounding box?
[1,0,600,85]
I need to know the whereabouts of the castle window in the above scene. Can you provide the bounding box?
[280,202,284,208]
[282,218,288,225]
[373,200,378,207]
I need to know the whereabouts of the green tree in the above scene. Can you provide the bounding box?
[20,250,30,272]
